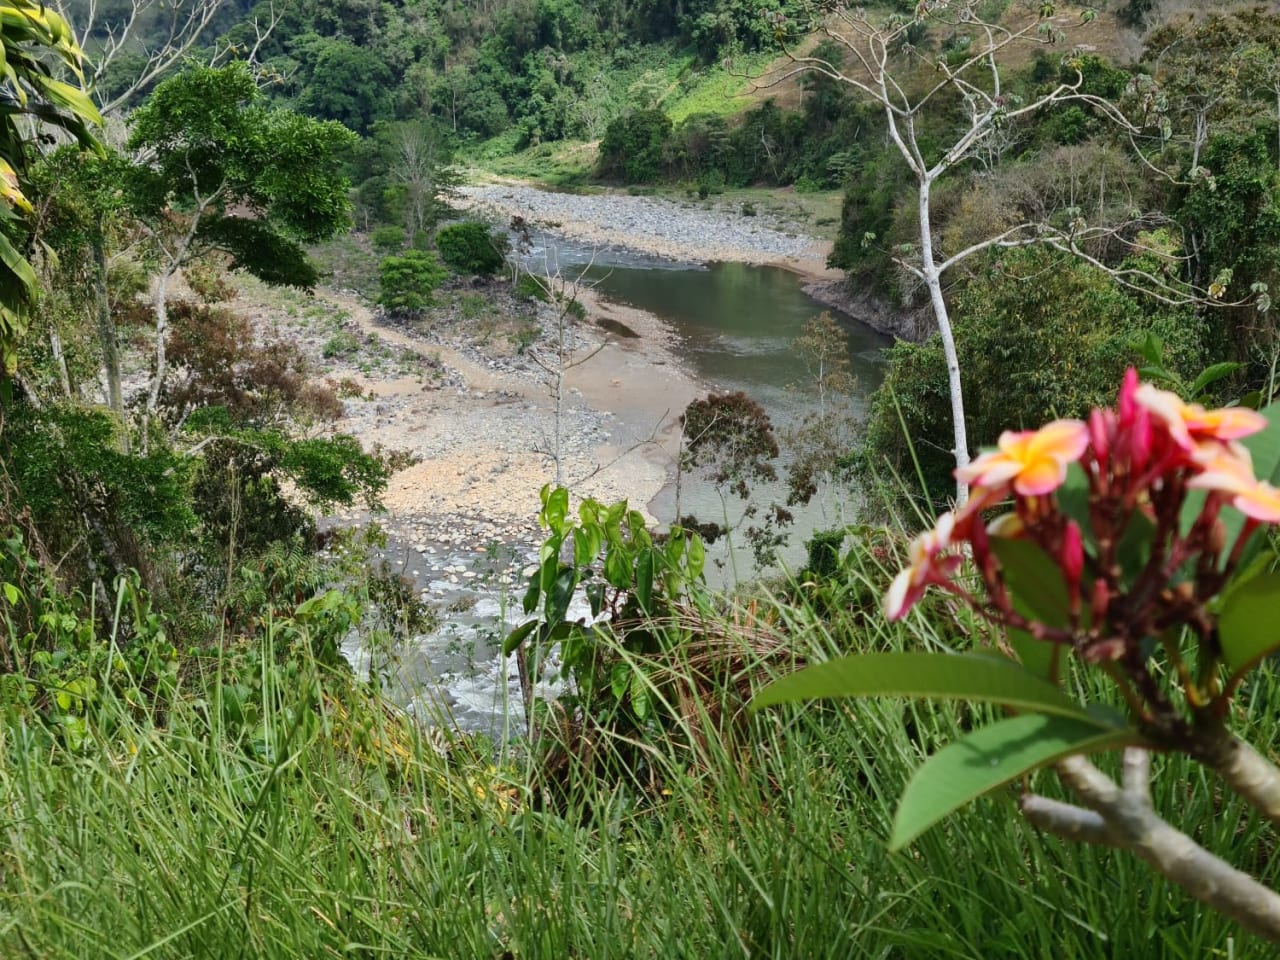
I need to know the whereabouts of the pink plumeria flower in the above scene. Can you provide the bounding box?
[1188,443,1280,523]
[885,512,963,621]
[956,420,1089,497]
[1134,383,1267,453]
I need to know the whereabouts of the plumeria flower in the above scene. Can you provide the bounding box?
[955,420,1089,497]
[1188,443,1280,523]
[1134,383,1267,453]
[885,512,964,621]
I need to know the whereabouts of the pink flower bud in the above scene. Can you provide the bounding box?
[1061,521,1084,586]
[1118,367,1139,425]
[1129,408,1152,473]
[1088,408,1111,467]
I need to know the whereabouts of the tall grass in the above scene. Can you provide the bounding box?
[1,568,1273,957]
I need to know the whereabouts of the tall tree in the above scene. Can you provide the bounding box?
[124,62,355,428]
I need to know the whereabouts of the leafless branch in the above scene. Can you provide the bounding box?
[1022,750,1280,942]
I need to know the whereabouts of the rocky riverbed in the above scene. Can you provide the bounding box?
[457,179,842,279]
[255,180,856,734]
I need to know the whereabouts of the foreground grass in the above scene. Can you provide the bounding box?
[1,586,1273,958]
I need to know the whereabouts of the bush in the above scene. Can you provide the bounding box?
[370,225,405,253]
[597,109,672,183]
[377,250,448,317]
[859,248,1207,502]
[435,221,509,276]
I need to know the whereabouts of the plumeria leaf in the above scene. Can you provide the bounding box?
[1218,571,1280,671]
[1056,462,1095,548]
[889,714,1139,851]
[990,539,1069,627]
[1007,626,1058,680]
[751,652,1090,719]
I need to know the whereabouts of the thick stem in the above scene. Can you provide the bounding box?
[1198,732,1280,827]
[1023,751,1280,942]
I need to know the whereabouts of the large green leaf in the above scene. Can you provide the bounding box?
[751,652,1090,720]
[889,714,1138,851]
[990,538,1069,626]
[1219,571,1280,671]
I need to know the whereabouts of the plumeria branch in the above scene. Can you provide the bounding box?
[1022,750,1280,942]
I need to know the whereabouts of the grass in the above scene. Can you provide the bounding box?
[0,547,1272,958]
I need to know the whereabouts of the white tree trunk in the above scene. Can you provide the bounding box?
[145,269,173,430]
[917,180,970,505]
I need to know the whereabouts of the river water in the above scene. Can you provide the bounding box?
[348,238,890,734]
[533,237,890,577]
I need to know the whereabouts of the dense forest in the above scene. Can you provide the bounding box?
[3,0,1280,955]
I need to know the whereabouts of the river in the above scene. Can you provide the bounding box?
[346,234,890,735]
[525,234,890,576]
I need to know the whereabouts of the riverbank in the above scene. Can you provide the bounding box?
[456,178,927,341]
[457,179,843,283]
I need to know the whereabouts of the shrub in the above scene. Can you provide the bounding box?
[435,221,509,276]
[377,250,447,317]
[597,109,672,183]
[370,225,405,253]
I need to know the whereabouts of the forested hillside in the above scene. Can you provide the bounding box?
[4,1,1280,955]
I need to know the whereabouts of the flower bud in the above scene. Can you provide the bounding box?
[1088,407,1111,468]
[1118,367,1139,425]
[1061,521,1084,587]
[1129,408,1152,473]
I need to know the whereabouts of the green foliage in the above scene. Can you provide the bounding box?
[2,401,195,559]
[598,109,673,183]
[371,224,406,253]
[126,62,355,289]
[378,250,448,316]
[0,1,102,378]
[435,221,509,276]
[505,486,708,759]
[861,249,1207,501]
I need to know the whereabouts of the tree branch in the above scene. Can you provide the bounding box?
[1022,750,1280,942]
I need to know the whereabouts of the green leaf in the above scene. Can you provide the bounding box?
[1007,626,1057,680]
[751,653,1091,720]
[2,582,18,605]
[547,567,577,625]
[1189,362,1240,398]
[636,549,654,615]
[1219,571,1280,671]
[687,534,705,580]
[502,619,538,657]
[1056,462,1094,548]
[889,714,1138,851]
[573,527,594,568]
[630,669,649,720]
[990,539,1069,626]
[543,486,569,533]
[522,577,540,616]
[604,546,630,590]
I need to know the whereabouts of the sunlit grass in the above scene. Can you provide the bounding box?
[1,576,1270,958]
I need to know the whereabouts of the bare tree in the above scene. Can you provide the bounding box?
[525,260,606,487]
[767,1,1245,505]
[57,0,227,116]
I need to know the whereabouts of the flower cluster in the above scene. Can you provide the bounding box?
[886,370,1277,673]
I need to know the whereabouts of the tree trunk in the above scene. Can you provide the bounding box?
[92,230,124,425]
[917,179,970,506]
[144,269,174,447]
[49,328,72,398]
